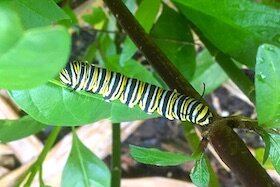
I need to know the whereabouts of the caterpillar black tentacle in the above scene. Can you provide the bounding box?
[59,61,213,126]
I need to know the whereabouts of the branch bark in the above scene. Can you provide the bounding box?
[103,0,276,186]
[208,122,275,187]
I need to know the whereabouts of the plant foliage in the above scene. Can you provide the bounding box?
[0,0,280,186]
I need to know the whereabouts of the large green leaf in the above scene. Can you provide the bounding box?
[0,8,71,89]
[0,115,47,143]
[62,132,110,187]
[255,44,280,127]
[129,145,194,166]
[150,5,196,80]
[191,49,228,95]
[9,81,159,126]
[0,7,22,56]
[190,153,210,187]
[173,0,280,67]
[119,0,161,65]
[2,0,69,29]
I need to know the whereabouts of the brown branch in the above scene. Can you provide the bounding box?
[208,122,276,187]
[103,0,276,186]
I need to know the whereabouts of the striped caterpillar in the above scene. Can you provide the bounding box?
[59,61,213,126]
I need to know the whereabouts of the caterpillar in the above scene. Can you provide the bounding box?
[59,61,213,126]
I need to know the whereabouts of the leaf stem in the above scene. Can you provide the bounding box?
[111,123,121,187]
[72,130,90,187]
[20,126,61,186]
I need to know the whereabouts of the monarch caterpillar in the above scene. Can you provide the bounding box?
[59,61,213,126]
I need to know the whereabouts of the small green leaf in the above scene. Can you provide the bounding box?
[82,7,107,26]
[257,128,272,165]
[0,116,47,143]
[190,153,210,187]
[268,134,280,174]
[62,132,110,187]
[97,35,117,60]
[119,0,161,65]
[183,125,221,187]
[255,148,274,170]
[134,0,161,32]
[129,145,194,166]
[5,0,69,28]
[256,44,280,127]
[104,57,161,86]
[150,5,196,80]
[59,4,78,28]
[191,49,228,95]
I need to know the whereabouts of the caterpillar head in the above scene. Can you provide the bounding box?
[59,68,72,87]
[59,61,81,89]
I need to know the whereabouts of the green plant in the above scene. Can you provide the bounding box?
[0,0,280,186]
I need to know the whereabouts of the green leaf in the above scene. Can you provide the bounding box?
[150,5,196,80]
[173,0,280,67]
[119,0,161,65]
[190,153,210,187]
[268,134,280,174]
[97,35,117,61]
[184,124,221,187]
[3,0,69,29]
[82,7,107,26]
[255,44,280,127]
[59,4,79,28]
[0,8,70,89]
[262,0,280,8]
[104,57,161,86]
[129,145,194,166]
[134,0,161,32]
[0,116,47,143]
[191,49,228,95]
[0,27,70,89]
[62,132,110,187]
[0,7,23,56]
[255,148,274,170]
[258,129,271,164]
[9,81,159,126]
